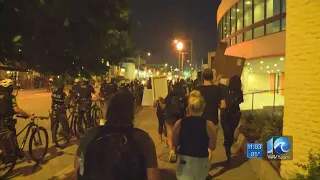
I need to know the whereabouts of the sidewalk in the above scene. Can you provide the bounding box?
[53,107,257,180]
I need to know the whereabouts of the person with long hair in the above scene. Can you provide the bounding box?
[161,84,188,163]
[75,91,160,180]
[220,75,244,165]
[172,90,217,180]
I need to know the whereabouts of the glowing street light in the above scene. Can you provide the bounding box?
[165,63,168,66]
[147,52,151,56]
[176,42,183,51]
[174,39,178,44]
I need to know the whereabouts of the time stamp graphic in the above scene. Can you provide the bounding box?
[247,136,293,160]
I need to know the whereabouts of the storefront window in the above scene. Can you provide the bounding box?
[266,0,280,18]
[254,0,265,23]
[266,20,280,34]
[231,5,236,34]
[281,0,286,13]
[244,0,253,27]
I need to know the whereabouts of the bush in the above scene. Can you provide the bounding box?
[242,110,283,143]
[294,150,320,180]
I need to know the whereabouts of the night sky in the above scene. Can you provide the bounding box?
[131,0,221,67]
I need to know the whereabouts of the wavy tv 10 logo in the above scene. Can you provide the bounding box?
[267,136,293,160]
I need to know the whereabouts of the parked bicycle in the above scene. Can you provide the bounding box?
[0,115,49,179]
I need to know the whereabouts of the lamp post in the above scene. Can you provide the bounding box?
[174,39,193,67]
[176,42,183,69]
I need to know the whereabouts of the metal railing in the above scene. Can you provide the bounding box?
[242,89,284,112]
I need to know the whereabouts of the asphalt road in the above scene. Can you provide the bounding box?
[6,89,90,180]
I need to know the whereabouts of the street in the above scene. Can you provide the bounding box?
[7,89,80,180]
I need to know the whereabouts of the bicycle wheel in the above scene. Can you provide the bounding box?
[93,108,104,126]
[52,121,69,149]
[100,99,104,108]
[74,113,87,139]
[28,127,49,162]
[0,149,16,179]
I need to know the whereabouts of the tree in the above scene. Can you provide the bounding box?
[0,0,134,75]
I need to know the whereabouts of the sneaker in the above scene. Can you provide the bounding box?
[169,150,177,163]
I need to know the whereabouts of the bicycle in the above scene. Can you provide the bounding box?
[50,104,71,149]
[71,99,90,139]
[0,115,49,179]
[91,101,104,127]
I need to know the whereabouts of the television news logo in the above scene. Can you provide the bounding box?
[267,136,293,160]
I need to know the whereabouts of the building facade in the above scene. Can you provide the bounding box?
[217,0,286,94]
[281,0,320,178]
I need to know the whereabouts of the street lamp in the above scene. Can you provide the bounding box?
[165,63,168,66]
[147,52,151,56]
[176,42,183,51]
[174,39,178,44]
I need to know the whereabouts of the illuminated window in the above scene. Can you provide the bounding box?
[281,18,286,30]
[225,10,230,37]
[266,20,280,34]
[254,26,264,38]
[254,0,264,23]
[231,5,236,34]
[236,0,244,43]
[281,0,286,13]
[244,0,252,27]
[266,0,280,18]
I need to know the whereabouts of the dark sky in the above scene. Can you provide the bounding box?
[130,0,221,67]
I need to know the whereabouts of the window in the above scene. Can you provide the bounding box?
[231,5,236,34]
[236,0,244,43]
[266,0,280,18]
[244,0,253,27]
[244,30,252,41]
[281,18,286,30]
[237,33,243,43]
[231,37,236,45]
[266,20,280,34]
[225,11,230,37]
[222,17,226,38]
[254,0,265,23]
[281,0,286,13]
[254,26,264,38]
[237,0,244,31]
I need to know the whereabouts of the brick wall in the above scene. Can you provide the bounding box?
[281,0,320,179]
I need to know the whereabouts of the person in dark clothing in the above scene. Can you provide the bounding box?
[76,78,100,127]
[153,97,167,146]
[147,77,152,89]
[220,75,243,165]
[192,71,203,90]
[195,68,226,125]
[51,84,71,137]
[162,84,188,163]
[0,79,32,161]
[172,90,217,180]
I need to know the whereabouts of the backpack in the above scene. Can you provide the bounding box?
[78,127,146,180]
[171,95,185,117]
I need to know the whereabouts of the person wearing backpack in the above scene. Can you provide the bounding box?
[220,75,243,166]
[162,84,187,163]
[74,91,160,180]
